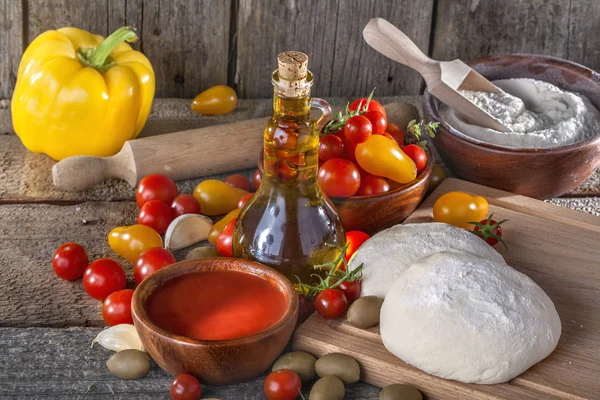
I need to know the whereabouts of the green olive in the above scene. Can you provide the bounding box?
[428,164,447,193]
[347,296,383,329]
[106,349,151,380]
[185,246,220,260]
[309,376,345,400]
[315,353,360,384]
[379,384,423,400]
[272,351,317,382]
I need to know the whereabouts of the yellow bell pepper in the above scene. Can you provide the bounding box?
[11,26,155,160]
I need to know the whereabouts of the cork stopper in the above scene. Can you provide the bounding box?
[277,51,308,80]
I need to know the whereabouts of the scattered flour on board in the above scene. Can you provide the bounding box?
[439,78,600,148]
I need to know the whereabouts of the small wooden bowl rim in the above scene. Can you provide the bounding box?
[132,258,298,347]
[424,54,600,154]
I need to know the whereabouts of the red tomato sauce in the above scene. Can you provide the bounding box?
[146,271,287,340]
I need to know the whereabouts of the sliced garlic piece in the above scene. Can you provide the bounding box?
[164,214,213,251]
[92,324,145,352]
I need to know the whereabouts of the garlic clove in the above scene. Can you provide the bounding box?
[92,324,145,352]
[164,214,213,251]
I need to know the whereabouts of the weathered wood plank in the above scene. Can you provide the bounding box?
[0,96,423,203]
[0,202,137,327]
[28,0,122,39]
[431,0,571,62]
[0,327,381,398]
[236,0,434,98]
[568,0,600,72]
[0,0,22,99]
[137,0,230,98]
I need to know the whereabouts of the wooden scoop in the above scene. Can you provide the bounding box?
[363,18,509,132]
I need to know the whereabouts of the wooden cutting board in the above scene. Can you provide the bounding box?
[292,178,600,400]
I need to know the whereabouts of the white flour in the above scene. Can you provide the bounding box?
[439,78,600,148]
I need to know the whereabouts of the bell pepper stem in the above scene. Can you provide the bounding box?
[79,26,138,72]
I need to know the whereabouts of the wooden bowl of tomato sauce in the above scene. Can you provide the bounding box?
[132,258,298,385]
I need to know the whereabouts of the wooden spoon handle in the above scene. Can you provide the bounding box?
[362,18,436,76]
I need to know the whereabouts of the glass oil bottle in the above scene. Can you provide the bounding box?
[233,51,345,284]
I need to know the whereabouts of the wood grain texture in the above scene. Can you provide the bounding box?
[137,0,230,97]
[28,0,121,39]
[0,0,22,99]
[431,0,571,62]
[0,202,137,327]
[0,327,380,398]
[235,0,434,98]
[568,0,600,71]
[294,177,600,399]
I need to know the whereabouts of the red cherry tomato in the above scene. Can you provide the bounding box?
[237,193,254,208]
[170,373,202,400]
[314,289,347,319]
[225,174,251,191]
[51,242,89,281]
[102,289,134,326]
[364,110,387,135]
[386,123,405,146]
[318,159,361,198]
[136,174,178,208]
[402,144,428,173]
[83,259,126,300]
[138,200,172,235]
[134,247,176,284]
[345,231,370,262]
[349,98,387,117]
[298,294,315,324]
[338,280,361,303]
[253,169,262,191]
[473,215,507,247]
[344,115,372,144]
[378,131,399,146]
[171,194,202,219]
[319,134,345,161]
[355,174,391,196]
[216,218,236,257]
[264,369,302,400]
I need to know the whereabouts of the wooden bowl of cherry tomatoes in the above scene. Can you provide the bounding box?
[317,97,433,234]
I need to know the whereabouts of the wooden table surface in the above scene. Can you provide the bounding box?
[1,96,600,399]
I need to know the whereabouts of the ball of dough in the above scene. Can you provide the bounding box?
[380,250,561,384]
[348,223,506,299]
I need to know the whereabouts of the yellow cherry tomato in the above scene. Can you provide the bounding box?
[108,224,162,263]
[208,208,241,245]
[193,180,248,216]
[355,134,417,184]
[191,85,237,115]
[433,191,489,229]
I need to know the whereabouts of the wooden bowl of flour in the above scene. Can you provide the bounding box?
[423,54,600,199]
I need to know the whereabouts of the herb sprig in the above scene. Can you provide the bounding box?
[321,89,376,135]
[405,120,439,149]
[296,243,363,300]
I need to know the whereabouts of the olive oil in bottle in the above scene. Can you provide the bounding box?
[233,51,345,284]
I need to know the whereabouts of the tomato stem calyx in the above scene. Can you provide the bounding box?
[470,213,509,249]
